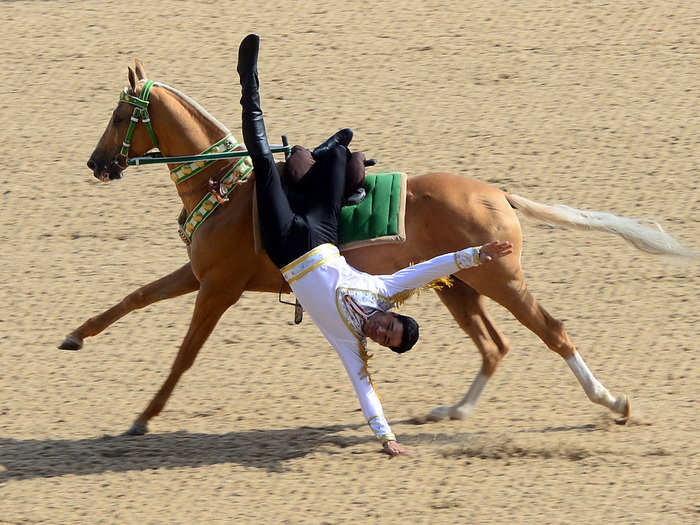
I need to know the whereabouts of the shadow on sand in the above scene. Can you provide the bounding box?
[0,423,366,482]
[0,419,605,482]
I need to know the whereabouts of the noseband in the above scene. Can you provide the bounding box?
[118,80,160,166]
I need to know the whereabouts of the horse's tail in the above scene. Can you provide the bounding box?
[505,193,697,258]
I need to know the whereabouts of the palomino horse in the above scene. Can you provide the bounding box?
[69,60,692,435]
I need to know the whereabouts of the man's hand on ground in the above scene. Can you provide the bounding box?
[383,440,411,457]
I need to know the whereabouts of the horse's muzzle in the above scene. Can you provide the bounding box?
[88,157,124,181]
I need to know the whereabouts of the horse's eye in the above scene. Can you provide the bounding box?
[113,113,124,125]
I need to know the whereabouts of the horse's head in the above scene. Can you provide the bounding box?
[87,60,159,181]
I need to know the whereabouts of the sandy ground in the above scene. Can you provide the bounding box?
[1,1,699,523]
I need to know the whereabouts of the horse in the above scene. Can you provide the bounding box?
[69,60,693,436]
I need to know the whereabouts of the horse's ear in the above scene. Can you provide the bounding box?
[134,59,147,81]
[128,66,137,91]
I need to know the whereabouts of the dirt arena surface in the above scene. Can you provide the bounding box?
[1,1,698,523]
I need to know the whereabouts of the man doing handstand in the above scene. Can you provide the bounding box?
[238,34,512,456]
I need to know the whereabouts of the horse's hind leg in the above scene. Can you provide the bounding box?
[479,276,630,420]
[59,262,200,350]
[127,284,241,435]
[428,279,511,421]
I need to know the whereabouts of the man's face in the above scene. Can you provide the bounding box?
[363,311,403,348]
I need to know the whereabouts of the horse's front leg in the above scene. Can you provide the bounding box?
[59,262,200,350]
[126,283,242,435]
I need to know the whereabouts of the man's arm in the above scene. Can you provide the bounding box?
[380,241,513,298]
[321,328,409,456]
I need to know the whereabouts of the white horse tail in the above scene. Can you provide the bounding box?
[505,193,697,258]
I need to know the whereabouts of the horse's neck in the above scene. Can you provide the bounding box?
[150,84,233,212]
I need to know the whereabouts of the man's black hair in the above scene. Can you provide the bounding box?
[390,314,420,354]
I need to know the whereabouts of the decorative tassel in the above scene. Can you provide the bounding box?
[390,275,455,308]
[357,339,382,403]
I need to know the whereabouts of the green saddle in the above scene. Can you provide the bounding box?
[338,171,406,249]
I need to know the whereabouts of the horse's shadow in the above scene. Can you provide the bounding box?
[0,423,372,482]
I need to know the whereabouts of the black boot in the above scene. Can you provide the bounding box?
[312,128,354,160]
[237,34,271,156]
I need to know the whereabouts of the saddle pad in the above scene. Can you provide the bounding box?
[338,171,407,250]
[252,171,407,254]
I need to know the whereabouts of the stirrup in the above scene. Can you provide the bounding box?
[344,187,366,206]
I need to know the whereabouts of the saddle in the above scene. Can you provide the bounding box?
[284,144,373,205]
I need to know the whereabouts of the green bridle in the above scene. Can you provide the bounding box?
[112,80,267,246]
[118,80,160,165]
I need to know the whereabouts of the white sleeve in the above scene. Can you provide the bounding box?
[327,333,396,443]
[380,247,481,298]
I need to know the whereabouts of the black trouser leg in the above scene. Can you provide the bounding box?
[237,34,270,157]
[237,34,348,267]
[238,34,301,267]
[305,144,349,247]
[254,144,348,266]
[252,153,312,268]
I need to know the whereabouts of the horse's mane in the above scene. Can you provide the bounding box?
[152,81,231,136]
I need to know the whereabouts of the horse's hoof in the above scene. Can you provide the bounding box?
[58,334,83,351]
[125,422,148,436]
[427,406,451,422]
[615,395,631,425]
[449,405,474,420]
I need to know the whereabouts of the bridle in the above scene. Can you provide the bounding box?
[109,79,291,247]
[113,80,254,245]
[118,80,160,167]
